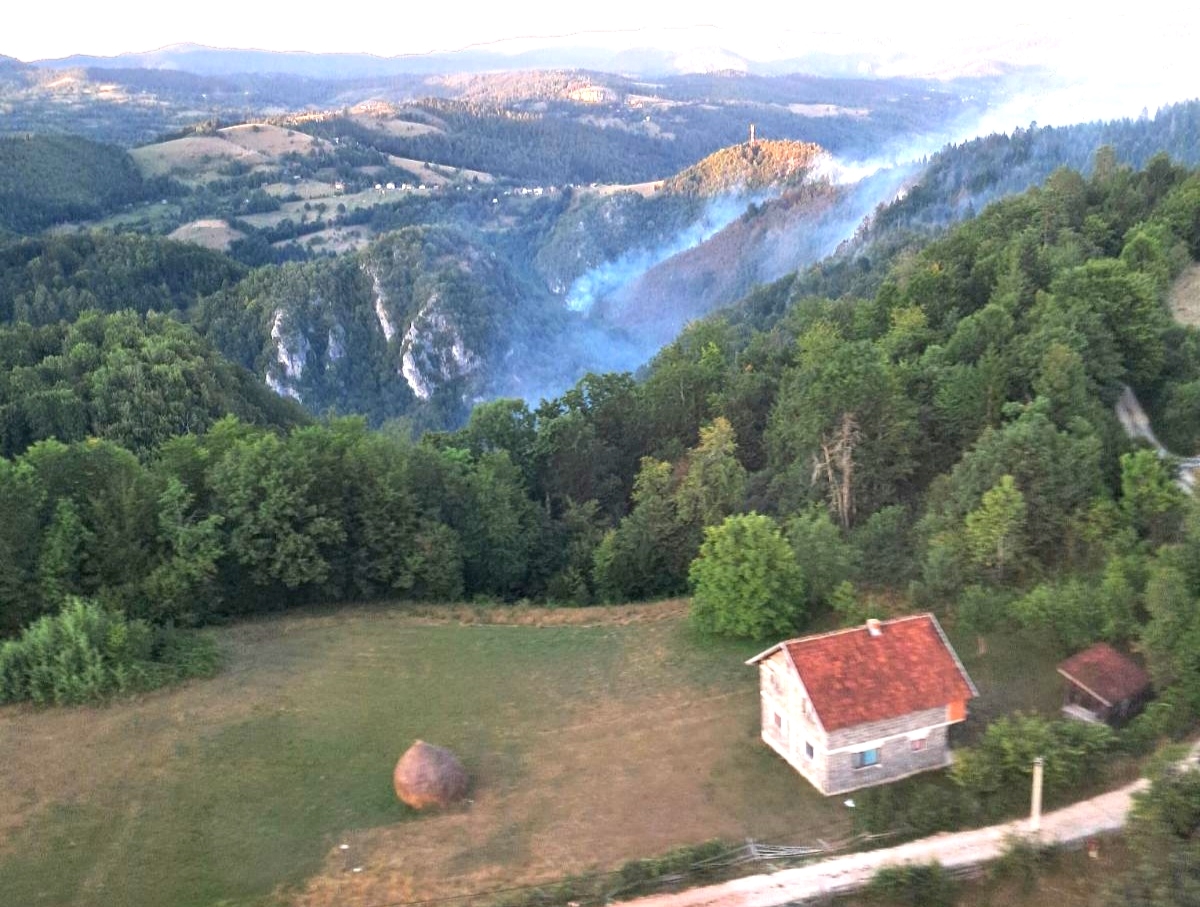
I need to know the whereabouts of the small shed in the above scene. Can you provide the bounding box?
[1057,642,1151,725]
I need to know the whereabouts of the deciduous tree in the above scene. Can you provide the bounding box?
[688,512,806,639]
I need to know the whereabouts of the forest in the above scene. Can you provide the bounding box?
[0,135,172,233]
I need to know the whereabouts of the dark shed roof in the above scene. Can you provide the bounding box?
[1057,642,1151,707]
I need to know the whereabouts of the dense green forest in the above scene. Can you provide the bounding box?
[298,96,938,186]
[0,232,245,322]
[0,311,307,457]
[0,135,170,233]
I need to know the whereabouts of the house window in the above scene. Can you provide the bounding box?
[774,712,783,730]
[852,748,881,769]
[805,741,814,759]
[911,738,926,752]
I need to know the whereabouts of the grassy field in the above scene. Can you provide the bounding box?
[219,124,329,157]
[351,116,444,139]
[168,218,246,251]
[129,135,269,180]
[945,624,1066,734]
[0,604,1067,907]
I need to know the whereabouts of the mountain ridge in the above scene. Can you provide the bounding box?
[28,39,1029,82]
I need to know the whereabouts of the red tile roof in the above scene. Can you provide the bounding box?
[752,614,977,732]
[1057,642,1151,707]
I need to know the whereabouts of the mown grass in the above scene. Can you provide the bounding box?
[946,623,1065,737]
[0,606,1067,907]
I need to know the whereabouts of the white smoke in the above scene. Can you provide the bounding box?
[564,194,762,314]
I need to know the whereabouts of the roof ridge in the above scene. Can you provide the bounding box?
[755,612,977,732]
[778,612,934,647]
[927,612,980,697]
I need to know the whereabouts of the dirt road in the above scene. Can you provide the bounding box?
[617,745,1200,907]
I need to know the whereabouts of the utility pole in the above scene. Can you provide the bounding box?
[1030,756,1044,833]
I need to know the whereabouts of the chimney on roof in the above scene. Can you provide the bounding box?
[866,618,883,637]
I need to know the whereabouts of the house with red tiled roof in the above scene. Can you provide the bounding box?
[1058,642,1151,726]
[746,614,977,795]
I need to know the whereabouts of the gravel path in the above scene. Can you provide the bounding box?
[618,744,1200,907]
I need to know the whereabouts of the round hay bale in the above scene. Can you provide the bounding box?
[393,740,469,810]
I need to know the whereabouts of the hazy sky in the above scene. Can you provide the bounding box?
[6,2,1198,124]
[1,3,1179,64]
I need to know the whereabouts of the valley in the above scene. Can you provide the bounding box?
[7,63,1200,430]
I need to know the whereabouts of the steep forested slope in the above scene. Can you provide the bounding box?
[197,225,566,427]
[0,136,163,232]
[725,101,1200,331]
[0,233,245,322]
[0,312,307,457]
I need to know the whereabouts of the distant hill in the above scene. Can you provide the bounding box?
[0,135,156,232]
[35,42,698,79]
[662,139,827,196]
[28,36,1034,81]
[3,49,997,172]
[533,140,829,300]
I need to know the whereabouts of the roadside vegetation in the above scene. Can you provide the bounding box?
[854,754,1200,907]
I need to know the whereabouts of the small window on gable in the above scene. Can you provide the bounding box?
[805,741,814,759]
[774,712,783,730]
[851,748,881,769]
